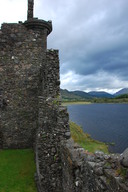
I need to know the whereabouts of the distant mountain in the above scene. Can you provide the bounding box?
[60,89,84,101]
[60,89,92,101]
[88,91,114,98]
[114,88,128,96]
[71,90,92,99]
[60,88,128,102]
[115,94,128,99]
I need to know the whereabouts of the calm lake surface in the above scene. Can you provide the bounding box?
[67,103,128,153]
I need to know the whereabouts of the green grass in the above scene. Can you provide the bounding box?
[70,121,109,153]
[0,149,37,192]
[116,166,127,178]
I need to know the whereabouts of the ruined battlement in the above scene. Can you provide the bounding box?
[0,0,58,149]
[24,18,52,34]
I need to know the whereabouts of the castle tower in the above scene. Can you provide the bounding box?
[0,0,59,149]
[24,0,52,50]
[0,1,69,191]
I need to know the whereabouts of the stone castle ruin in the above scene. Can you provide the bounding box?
[0,1,128,191]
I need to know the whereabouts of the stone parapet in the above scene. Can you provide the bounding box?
[24,19,52,35]
[35,96,70,192]
[60,139,128,192]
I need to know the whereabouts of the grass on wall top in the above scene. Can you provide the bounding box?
[70,121,109,154]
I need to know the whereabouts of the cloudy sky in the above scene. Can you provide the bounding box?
[0,0,128,94]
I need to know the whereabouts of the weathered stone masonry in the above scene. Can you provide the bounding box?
[0,20,52,148]
[61,139,128,192]
[0,1,128,192]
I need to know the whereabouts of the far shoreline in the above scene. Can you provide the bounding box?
[62,101,128,106]
[62,101,92,106]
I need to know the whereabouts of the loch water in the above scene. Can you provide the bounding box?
[67,103,128,153]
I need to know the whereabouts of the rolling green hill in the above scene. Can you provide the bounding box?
[115,94,128,99]
[60,89,91,101]
[88,91,114,98]
[71,90,92,99]
[60,88,128,103]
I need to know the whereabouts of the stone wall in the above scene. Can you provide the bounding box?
[0,22,42,148]
[32,48,67,189]
[35,96,70,192]
[34,94,128,192]
[41,49,60,98]
[60,139,128,192]
[0,22,58,149]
